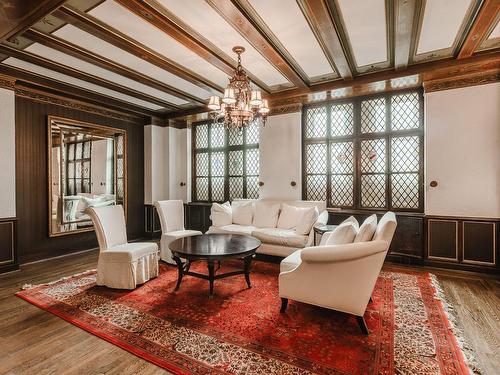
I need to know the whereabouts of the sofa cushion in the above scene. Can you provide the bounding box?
[253,201,281,228]
[280,250,302,272]
[295,206,319,235]
[211,201,232,227]
[325,222,357,245]
[354,214,377,242]
[251,228,309,248]
[277,204,302,229]
[232,201,254,225]
[207,224,257,236]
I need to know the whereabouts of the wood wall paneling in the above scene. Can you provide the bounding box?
[15,96,145,263]
[463,221,496,265]
[427,219,459,261]
[0,218,18,272]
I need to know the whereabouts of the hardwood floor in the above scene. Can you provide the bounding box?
[0,251,498,374]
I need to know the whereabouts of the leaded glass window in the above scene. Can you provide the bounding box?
[303,90,423,211]
[193,121,260,202]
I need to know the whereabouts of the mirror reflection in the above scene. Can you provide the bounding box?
[48,116,126,236]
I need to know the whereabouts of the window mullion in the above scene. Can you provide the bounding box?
[326,105,332,207]
[386,94,392,211]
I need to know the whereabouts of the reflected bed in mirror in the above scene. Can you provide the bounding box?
[48,116,127,237]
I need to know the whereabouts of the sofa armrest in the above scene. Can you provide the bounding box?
[300,240,388,263]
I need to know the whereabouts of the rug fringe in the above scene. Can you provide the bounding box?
[21,269,96,290]
[429,274,482,375]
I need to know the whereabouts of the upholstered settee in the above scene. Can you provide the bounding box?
[206,199,328,257]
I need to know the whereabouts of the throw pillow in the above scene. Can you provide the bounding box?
[354,214,378,242]
[211,201,232,227]
[325,222,357,245]
[231,201,254,226]
[295,206,319,235]
[277,204,301,229]
[253,201,281,228]
[341,215,359,230]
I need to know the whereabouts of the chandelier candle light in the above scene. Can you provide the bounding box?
[207,46,269,129]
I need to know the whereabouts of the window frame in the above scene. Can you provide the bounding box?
[191,120,260,203]
[301,88,424,213]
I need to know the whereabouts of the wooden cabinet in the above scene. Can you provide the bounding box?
[0,218,18,273]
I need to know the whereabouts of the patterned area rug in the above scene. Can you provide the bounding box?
[17,261,473,374]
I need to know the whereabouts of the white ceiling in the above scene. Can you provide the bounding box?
[336,0,388,67]
[489,20,500,40]
[417,0,472,54]
[246,0,334,78]
[156,0,289,86]
[2,57,164,110]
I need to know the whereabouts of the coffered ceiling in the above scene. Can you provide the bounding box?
[0,0,499,120]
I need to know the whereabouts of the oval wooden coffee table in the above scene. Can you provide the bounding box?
[169,234,261,297]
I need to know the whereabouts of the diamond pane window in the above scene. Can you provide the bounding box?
[391,136,419,172]
[391,173,419,209]
[193,121,260,201]
[330,142,354,174]
[361,139,386,173]
[117,179,124,199]
[331,174,353,206]
[361,174,386,208]
[305,107,327,138]
[330,103,353,137]
[306,175,327,201]
[210,123,225,148]
[361,98,386,133]
[391,92,420,130]
[306,143,327,174]
[303,90,422,211]
[195,124,208,148]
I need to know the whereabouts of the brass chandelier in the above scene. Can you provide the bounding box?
[207,46,269,129]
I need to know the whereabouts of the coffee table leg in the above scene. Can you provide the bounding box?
[244,255,252,288]
[173,255,184,291]
[207,260,215,297]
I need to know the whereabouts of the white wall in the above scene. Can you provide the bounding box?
[0,88,16,218]
[425,82,500,218]
[259,112,302,200]
[144,125,169,204]
[168,127,188,201]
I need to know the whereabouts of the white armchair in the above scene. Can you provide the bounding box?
[154,200,202,264]
[279,212,397,334]
[86,205,158,290]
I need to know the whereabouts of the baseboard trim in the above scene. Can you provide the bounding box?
[21,247,99,266]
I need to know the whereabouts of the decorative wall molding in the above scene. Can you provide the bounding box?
[269,103,303,116]
[14,85,144,123]
[424,70,500,92]
[0,74,16,90]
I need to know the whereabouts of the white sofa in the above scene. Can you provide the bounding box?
[278,212,397,334]
[206,199,328,257]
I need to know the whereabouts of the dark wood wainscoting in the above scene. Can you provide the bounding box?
[0,217,18,272]
[144,204,161,239]
[185,202,212,233]
[15,97,145,264]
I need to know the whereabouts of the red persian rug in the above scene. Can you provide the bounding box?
[17,261,475,374]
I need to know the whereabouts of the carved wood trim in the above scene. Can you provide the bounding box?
[0,74,16,90]
[424,70,500,92]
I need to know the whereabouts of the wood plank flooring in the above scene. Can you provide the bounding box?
[0,250,498,374]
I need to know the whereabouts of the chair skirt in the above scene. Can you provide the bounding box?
[97,252,159,289]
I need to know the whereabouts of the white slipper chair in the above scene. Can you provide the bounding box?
[87,205,158,289]
[154,200,202,264]
[279,212,397,334]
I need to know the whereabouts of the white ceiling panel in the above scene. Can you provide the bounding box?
[53,24,218,99]
[87,1,234,88]
[337,0,388,67]
[489,20,500,39]
[417,0,472,54]
[156,0,289,86]
[25,43,189,106]
[247,0,333,78]
[2,57,163,110]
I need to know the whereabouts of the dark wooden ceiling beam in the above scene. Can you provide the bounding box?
[458,0,500,59]
[394,0,418,69]
[23,28,204,106]
[114,0,270,93]
[0,63,157,119]
[206,0,308,88]
[296,0,353,80]
[0,0,67,42]
[0,44,176,110]
[53,6,224,95]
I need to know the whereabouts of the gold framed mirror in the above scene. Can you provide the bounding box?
[48,116,127,237]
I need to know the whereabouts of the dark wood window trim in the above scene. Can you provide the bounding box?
[302,88,424,212]
[192,120,260,203]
